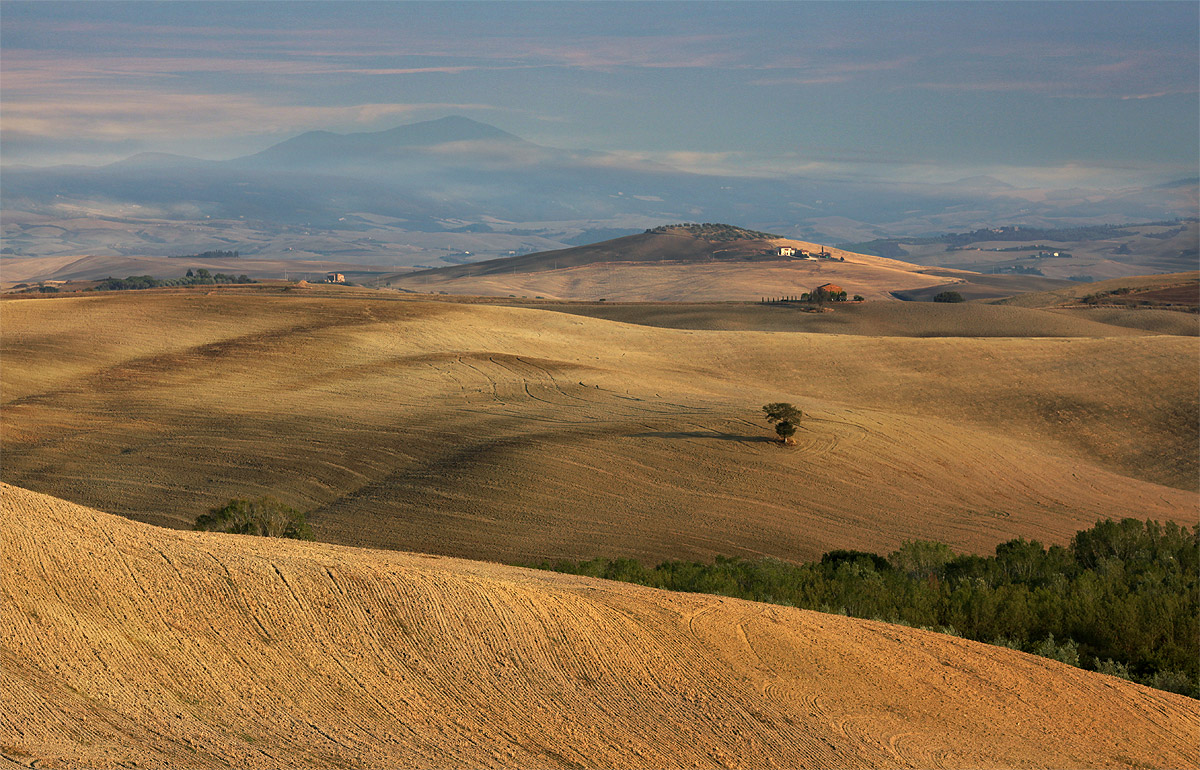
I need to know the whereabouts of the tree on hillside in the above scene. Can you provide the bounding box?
[194,497,315,540]
[763,402,802,444]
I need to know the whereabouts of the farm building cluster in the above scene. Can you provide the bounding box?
[777,246,838,260]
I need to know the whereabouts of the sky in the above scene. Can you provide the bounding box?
[2,1,1197,187]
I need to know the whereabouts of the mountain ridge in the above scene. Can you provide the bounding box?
[235,116,526,167]
[4,116,1196,265]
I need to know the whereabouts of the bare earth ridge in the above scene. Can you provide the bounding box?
[3,483,1198,769]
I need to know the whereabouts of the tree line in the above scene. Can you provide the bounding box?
[530,518,1199,698]
[90,269,254,291]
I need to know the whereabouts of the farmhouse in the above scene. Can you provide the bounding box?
[816,283,844,295]
[778,246,796,257]
[326,272,345,284]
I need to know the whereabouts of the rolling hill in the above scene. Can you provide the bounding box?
[993,270,1199,309]
[2,287,1195,569]
[386,224,960,301]
[4,482,1197,769]
[845,219,1200,282]
[0,253,403,286]
[527,297,1192,337]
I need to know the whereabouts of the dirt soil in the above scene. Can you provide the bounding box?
[4,483,1198,769]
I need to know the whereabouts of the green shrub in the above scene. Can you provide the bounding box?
[1141,669,1196,697]
[194,497,315,540]
[1032,634,1080,667]
[1095,658,1131,680]
[933,291,965,303]
[531,518,1199,699]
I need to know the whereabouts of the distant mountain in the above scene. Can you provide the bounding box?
[2,116,1196,265]
[236,116,525,168]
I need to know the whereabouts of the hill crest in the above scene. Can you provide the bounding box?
[644,222,783,241]
[400,223,902,282]
[4,482,1198,768]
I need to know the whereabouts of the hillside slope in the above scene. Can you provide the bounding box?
[389,224,956,301]
[528,299,1169,336]
[994,271,1199,309]
[2,290,1195,568]
[3,483,1197,769]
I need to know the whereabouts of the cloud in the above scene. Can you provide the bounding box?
[1120,92,1172,101]
[904,79,1196,100]
[0,90,502,144]
[750,55,920,86]
[0,50,526,87]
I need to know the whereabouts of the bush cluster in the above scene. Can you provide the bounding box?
[532,518,1199,698]
[91,269,253,291]
[645,223,781,241]
[193,497,315,540]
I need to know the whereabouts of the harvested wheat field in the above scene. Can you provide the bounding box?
[388,229,954,304]
[391,255,953,302]
[528,298,1166,336]
[3,483,1197,769]
[994,271,1199,310]
[2,289,1195,567]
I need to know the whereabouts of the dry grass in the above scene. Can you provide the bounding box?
[392,254,954,302]
[4,483,1198,769]
[995,271,1199,309]
[528,299,1165,337]
[2,288,1195,568]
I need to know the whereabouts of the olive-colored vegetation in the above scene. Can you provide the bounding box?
[92,269,253,291]
[762,402,801,443]
[534,518,1199,698]
[644,222,781,241]
[193,497,315,540]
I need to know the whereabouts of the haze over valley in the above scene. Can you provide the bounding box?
[2,2,1198,768]
[3,116,1197,272]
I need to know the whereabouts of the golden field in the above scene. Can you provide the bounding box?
[2,287,1195,566]
[388,237,958,302]
[4,483,1197,769]
[3,282,1199,769]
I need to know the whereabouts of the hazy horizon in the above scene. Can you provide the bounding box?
[3,1,1197,189]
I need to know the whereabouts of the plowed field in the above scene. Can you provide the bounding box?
[4,483,1197,769]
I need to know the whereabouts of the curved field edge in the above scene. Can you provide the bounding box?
[2,483,1198,769]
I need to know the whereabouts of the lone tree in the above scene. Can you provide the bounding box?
[763,402,802,444]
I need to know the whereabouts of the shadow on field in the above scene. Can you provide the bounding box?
[632,431,777,443]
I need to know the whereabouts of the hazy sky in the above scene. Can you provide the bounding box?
[2,1,1197,186]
